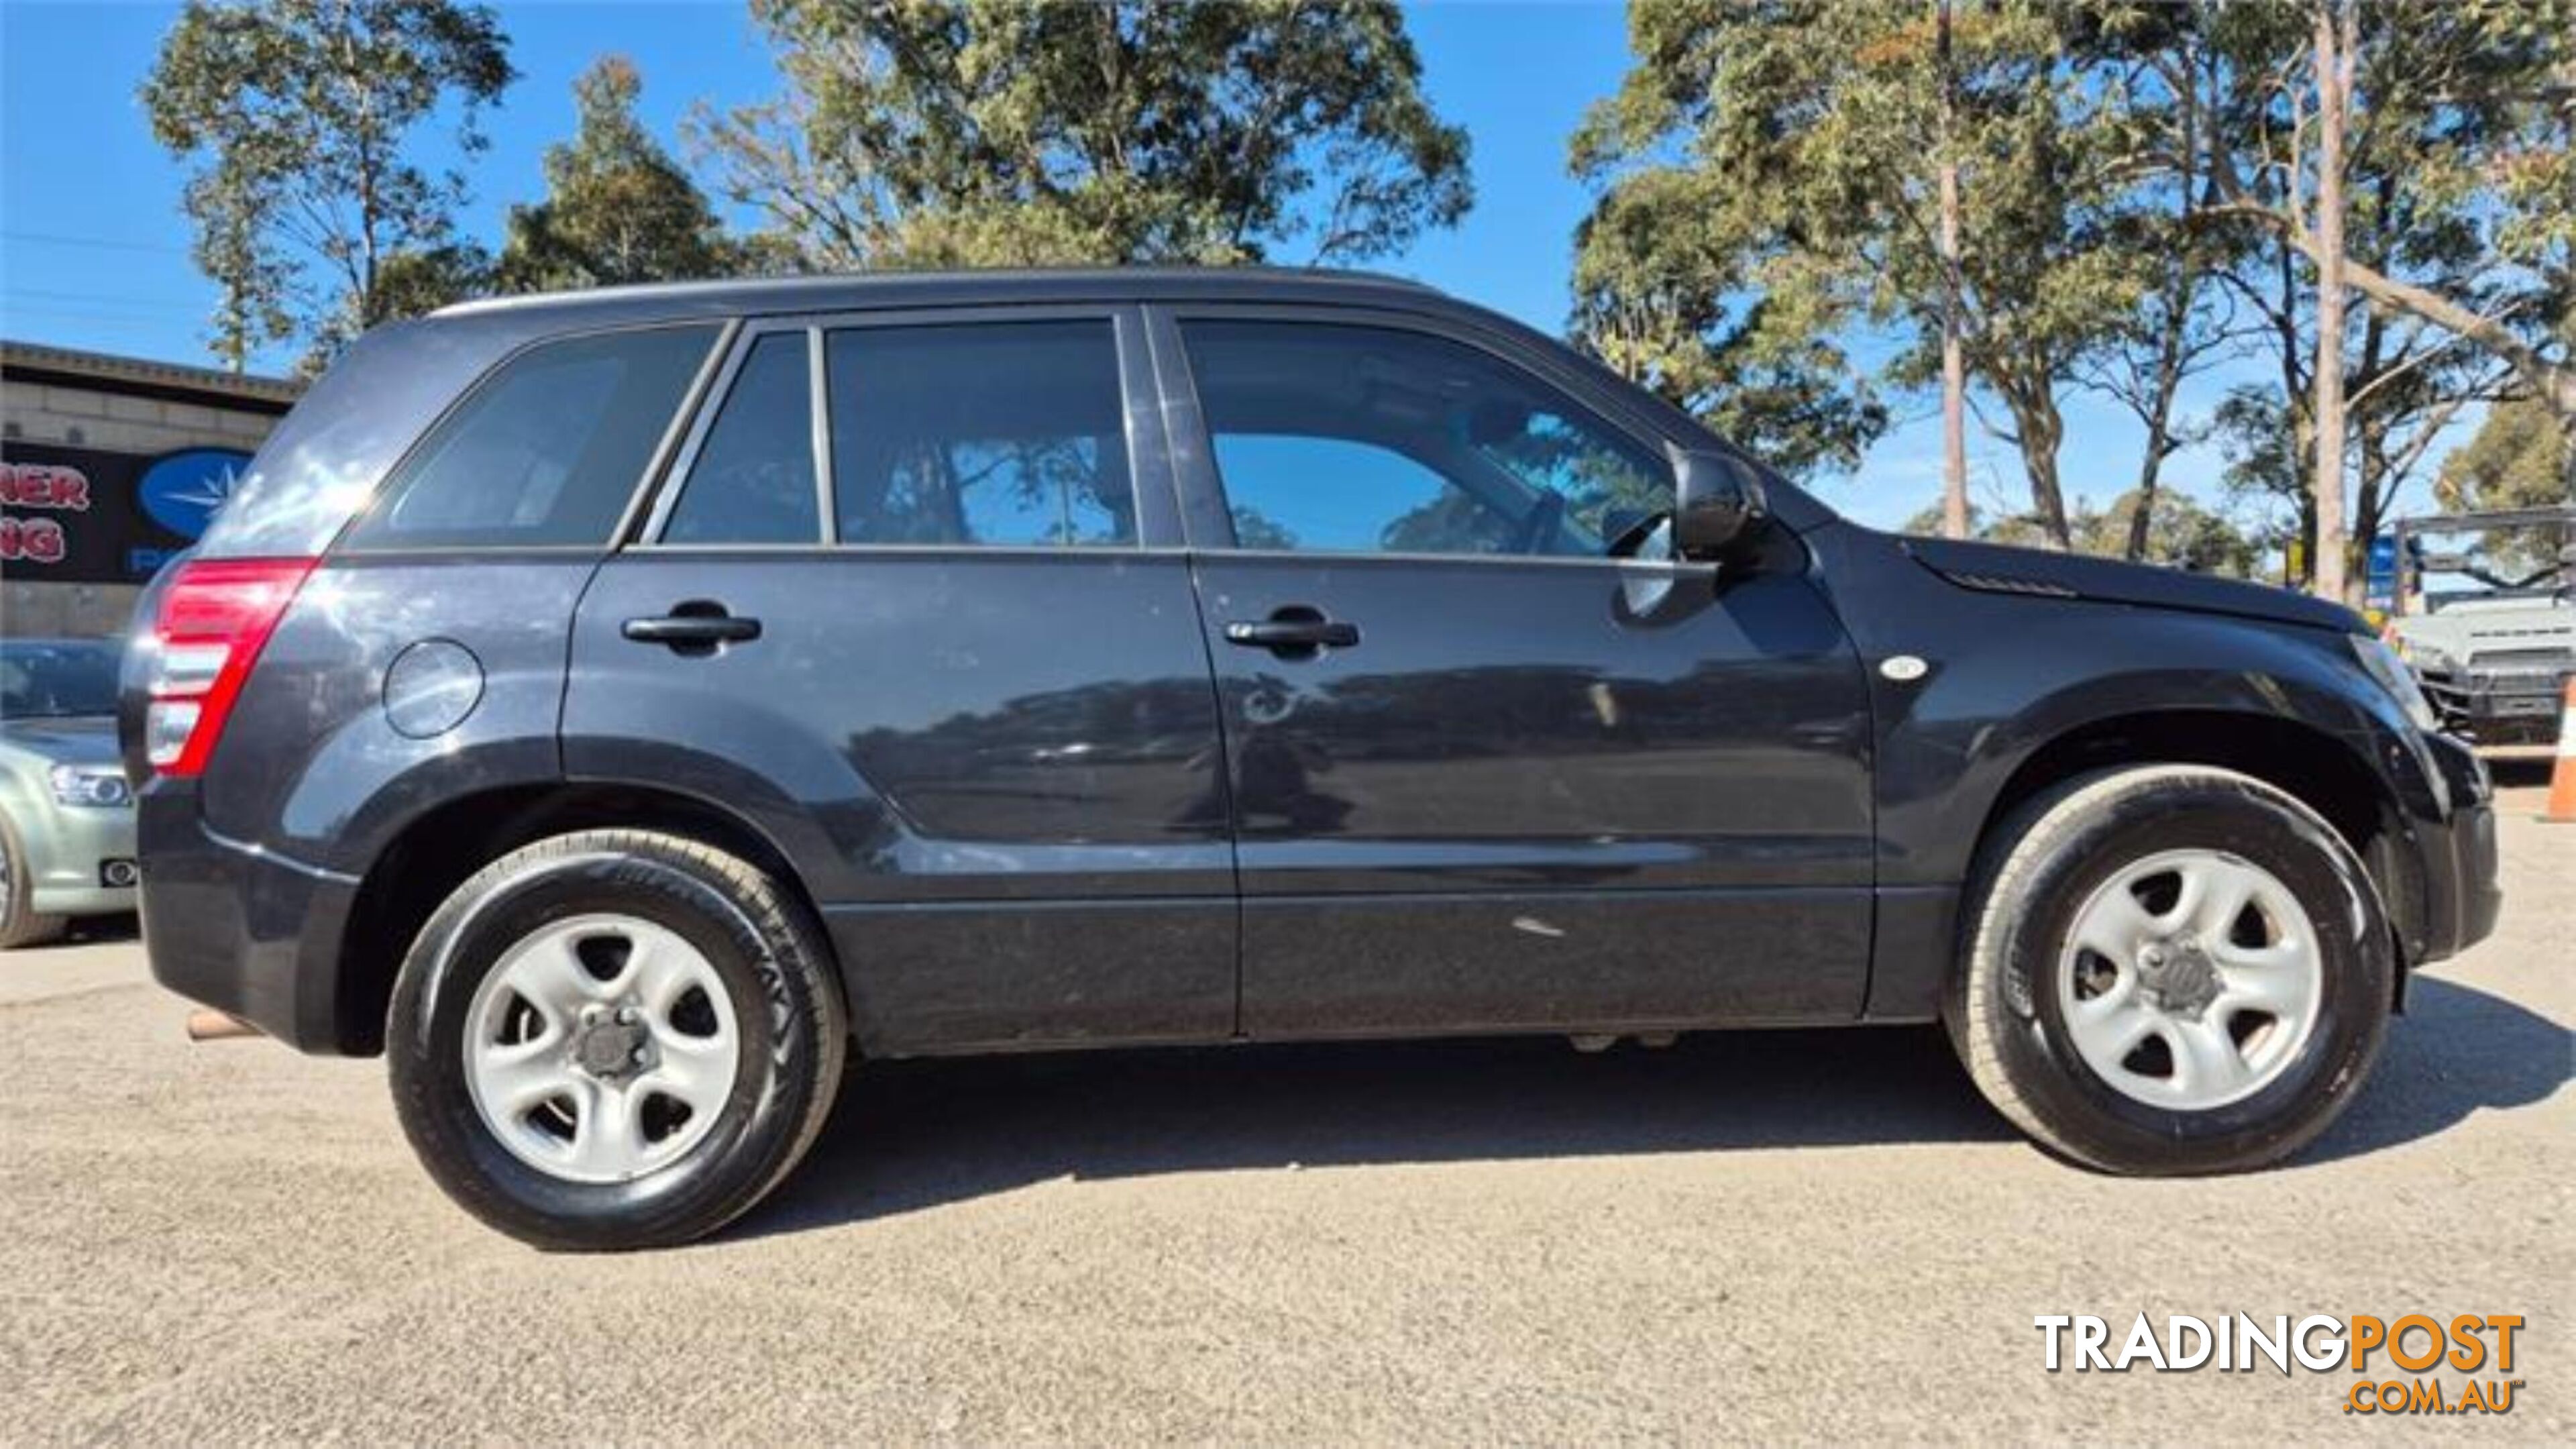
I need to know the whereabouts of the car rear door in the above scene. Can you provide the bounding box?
[1146,305,1875,1038]
[564,306,1236,1054]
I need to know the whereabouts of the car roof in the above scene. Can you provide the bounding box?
[433,266,1444,329]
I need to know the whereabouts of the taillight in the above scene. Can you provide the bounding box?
[144,557,315,777]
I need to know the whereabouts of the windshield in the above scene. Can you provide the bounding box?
[0,641,122,718]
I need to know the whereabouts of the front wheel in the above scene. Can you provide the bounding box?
[1947,765,2394,1174]
[388,830,846,1250]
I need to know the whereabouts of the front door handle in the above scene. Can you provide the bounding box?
[1224,607,1359,655]
[623,603,761,653]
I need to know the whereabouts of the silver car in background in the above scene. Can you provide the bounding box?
[0,638,137,947]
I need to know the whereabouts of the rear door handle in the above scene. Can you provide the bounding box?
[1225,620,1359,649]
[623,607,761,651]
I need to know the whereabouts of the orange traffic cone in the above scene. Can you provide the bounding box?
[2546,677,2576,824]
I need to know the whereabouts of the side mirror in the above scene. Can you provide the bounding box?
[1670,448,1768,562]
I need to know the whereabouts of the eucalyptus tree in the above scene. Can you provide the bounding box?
[2176,0,2571,596]
[142,0,516,372]
[1570,0,2146,544]
[2063,5,2251,561]
[498,56,749,292]
[689,0,1471,269]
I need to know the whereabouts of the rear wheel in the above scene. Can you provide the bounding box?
[0,811,69,951]
[388,830,845,1250]
[1947,765,2394,1174]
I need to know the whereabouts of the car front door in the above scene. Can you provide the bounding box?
[566,307,1236,1053]
[1149,307,1874,1037]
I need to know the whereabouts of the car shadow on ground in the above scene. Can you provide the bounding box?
[739,973,2568,1239]
[2303,975,2573,1163]
[7,912,140,949]
[743,1027,1997,1238]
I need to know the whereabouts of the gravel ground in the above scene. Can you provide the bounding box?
[3,765,2567,1444]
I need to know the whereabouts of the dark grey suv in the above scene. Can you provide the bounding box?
[125,269,2500,1249]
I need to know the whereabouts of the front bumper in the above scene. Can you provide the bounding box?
[2408,731,2502,967]
[15,797,138,917]
[2419,666,2570,743]
[136,780,361,1053]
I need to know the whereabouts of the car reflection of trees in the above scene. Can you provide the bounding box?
[843,659,1865,845]
[847,677,1228,840]
[1228,661,1869,841]
[1238,661,1847,759]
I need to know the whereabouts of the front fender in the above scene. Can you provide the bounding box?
[1876,613,2427,886]
[1803,523,2437,890]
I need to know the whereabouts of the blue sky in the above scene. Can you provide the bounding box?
[0,1,2469,533]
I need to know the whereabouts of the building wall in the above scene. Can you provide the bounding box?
[2,347,295,640]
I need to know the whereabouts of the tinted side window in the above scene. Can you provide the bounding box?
[345,325,716,550]
[1210,435,1489,553]
[1180,320,1669,558]
[828,321,1134,547]
[663,331,820,545]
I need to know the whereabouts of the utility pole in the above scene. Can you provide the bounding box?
[1937,0,1970,541]
[2310,0,2355,603]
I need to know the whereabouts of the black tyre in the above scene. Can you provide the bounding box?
[388,830,846,1250]
[0,810,69,951]
[1946,765,2394,1174]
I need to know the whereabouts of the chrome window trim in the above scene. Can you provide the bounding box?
[616,541,1709,574]
[808,325,836,545]
[1185,546,1717,575]
[624,543,1199,561]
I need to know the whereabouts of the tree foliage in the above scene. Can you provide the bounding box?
[499,56,750,292]
[1566,154,1888,484]
[2192,0,2566,595]
[142,0,515,372]
[2057,5,2251,561]
[2436,397,2574,572]
[1572,0,2567,582]
[368,240,495,320]
[2196,1,2573,455]
[688,0,1471,270]
[2440,399,2573,513]
[1570,1,2148,519]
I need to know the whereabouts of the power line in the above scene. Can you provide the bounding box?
[0,229,192,256]
[1,286,207,311]
[0,307,174,330]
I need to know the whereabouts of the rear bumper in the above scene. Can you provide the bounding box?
[136,780,362,1054]
[2408,732,2502,967]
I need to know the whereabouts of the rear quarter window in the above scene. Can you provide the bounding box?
[341,325,718,551]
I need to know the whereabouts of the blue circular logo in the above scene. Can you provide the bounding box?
[137,448,253,539]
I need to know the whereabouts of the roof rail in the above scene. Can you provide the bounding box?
[432,264,1438,319]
